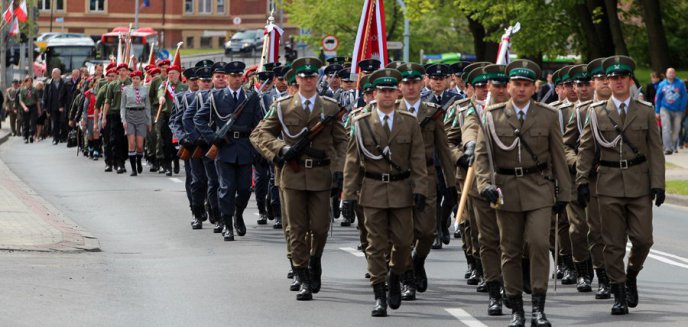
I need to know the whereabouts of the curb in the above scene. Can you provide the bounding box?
[666,193,688,207]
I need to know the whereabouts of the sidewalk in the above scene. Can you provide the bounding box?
[0,127,100,252]
[663,149,688,206]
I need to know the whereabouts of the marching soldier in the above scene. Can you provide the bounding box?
[475,60,570,327]
[147,59,170,172]
[395,63,455,301]
[102,64,132,173]
[576,56,665,315]
[157,64,188,176]
[342,68,428,317]
[195,61,263,241]
[450,61,470,99]
[254,70,276,225]
[4,79,22,137]
[252,57,348,301]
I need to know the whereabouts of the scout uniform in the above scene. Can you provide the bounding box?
[4,83,22,136]
[104,64,132,173]
[120,70,152,176]
[342,68,428,317]
[576,56,665,315]
[474,60,571,327]
[156,65,189,175]
[147,59,170,171]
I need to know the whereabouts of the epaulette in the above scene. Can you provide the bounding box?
[575,99,594,109]
[558,102,574,111]
[322,95,338,104]
[454,98,472,109]
[549,100,561,107]
[485,102,507,111]
[395,99,402,105]
[539,102,559,113]
[398,110,416,117]
[275,94,293,102]
[352,111,372,121]
[635,98,653,108]
[590,100,607,108]
[424,102,441,109]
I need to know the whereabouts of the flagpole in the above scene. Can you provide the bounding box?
[134,0,139,30]
[355,0,376,90]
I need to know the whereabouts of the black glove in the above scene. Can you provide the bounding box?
[212,135,225,146]
[457,141,476,169]
[446,187,458,206]
[181,137,193,148]
[272,154,285,167]
[651,188,665,207]
[553,201,567,215]
[195,138,208,147]
[280,145,298,161]
[342,200,357,220]
[332,172,344,197]
[414,193,426,211]
[480,185,499,204]
[577,184,590,208]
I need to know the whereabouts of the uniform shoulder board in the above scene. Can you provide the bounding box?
[276,94,293,102]
[455,98,472,109]
[398,110,416,117]
[557,102,573,110]
[575,99,594,109]
[635,98,653,108]
[590,100,607,108]
[322,95,338,104]
[485,102,507,111]
[424,102,441,109]
[395,99,402,105]
[352,111,372,121]
[538,102,559,113]
[549,100,561,107]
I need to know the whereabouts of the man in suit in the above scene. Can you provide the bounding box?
[63,69,82,141]
[537,73,556,104]
[43,68,67,145]
[576,55,665,315]
[342,68,428,317]
[475,59,571,327]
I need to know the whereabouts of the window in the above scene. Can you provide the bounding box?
[186,37,195,49]
[218,37,226,48]
[184,0,194,14]
[198,0,212,14]
[200,37,212,49]
[89,0,106,12]
[38,0,64,11]
[217,0,225,14]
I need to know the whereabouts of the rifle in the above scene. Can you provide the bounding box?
[177,142,193,160]
[419,96,454,128]
[205,91,260,160]
[286,107,347,173]
[191,145,206,160]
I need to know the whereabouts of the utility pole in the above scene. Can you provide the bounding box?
[28,2,34,79]
[395,0,409,62]
[0,0,6,90]
[134,0,140,30]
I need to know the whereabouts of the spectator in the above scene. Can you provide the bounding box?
[655,67,688,154]
[43,68,67,145]
[34,81,48,141]
[644,71,662,104]
[537,73,556,103]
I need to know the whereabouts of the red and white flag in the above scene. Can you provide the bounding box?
[264,22,283,65]
[8,17,19,36]
[2,0,13,23]
[14,0,27,23]
[350,0,388,76]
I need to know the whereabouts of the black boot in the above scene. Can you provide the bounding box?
[234,208,246,236]
[401,270,416,301]
[595,268,611,299]
[531,294,551,327]
[222,224,235,241]
[626,268,639,308]
[149,159,159,172]
[256,200,268,225]
[296,268,313,301]
[507,295,525,327]
[173,158,180,174]
[486,280,503,316]
[412,253,428,293]
[289,261,301,291]
[208,205,217,225]
[561,255,577,285]
[387,271,402,310]
[136,153,143,173]
[553,251,564,279]
[128,155,138,176]
[190,206,204,230]
[371,283,388,317]
[309,255,322,294]
[474,258,487,293]
[431,235,442,249]
[104,164,113,172]
[116,162,126,174]
[522,258,532,294]
[465,252,475,279]
[273,216,283,229]
[165,161,173,176]
[218,215,231,235]
[575,260,592,292]
[611,283,629,315]
[467,256,480,286]
[159,160,168,174]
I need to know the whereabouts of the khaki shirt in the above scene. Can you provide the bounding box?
[105,78,132,113]
[19,86,39,107]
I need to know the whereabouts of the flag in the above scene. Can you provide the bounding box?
[350,0,388,76]
[2,0,13,23]
[141,0,150,9]
[264,22,283,65]
[116,34,123,65]
[171,41,183,68]
[14,0,27,23]
[8,17,19,36]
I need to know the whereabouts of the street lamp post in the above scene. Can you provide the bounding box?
[395,0,409,62]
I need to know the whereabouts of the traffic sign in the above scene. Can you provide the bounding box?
[233,17,242,25]
[157,49,170,60]
[321,35,339,52]
[387,41,403,50]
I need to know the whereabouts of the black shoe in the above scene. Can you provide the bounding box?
[387,271,402,310]
[372,283,388,317]
[222,226,235,241]
[531,294,551,327]
[24,138,29,144]
[454,230,461,238]
[309,255,322,294]
[130,170,137,176]
[412,253,428,293]
[290,273,302,291]
[365,272,371,279]
[257,212,268,225]
[207,206,217,225]
[465,253,475,279]
[149,162,159,172]
[191,218,202,229]
[173,159,180,174]
[104,165,113,172]
[575,260,592,292]
[52,139,58,145]
[486,281,503,316]
[611,283,629,315]
[595,268,611,299]
[561,255,577,285]
[273,217,283,229]
[474,259,487,292]
[467,268,480,286]
[296,268,313,301]
[441,228,450,245]
[29,136,34,143]
[508,295,525,327]
[401,270,416,301]
[626,268,639,308]
[213,222,224,233]
[234,213,246,236]
[287,267,294,279]
[116,166,126,174]
[165,169,172,176]
[554,253,564,279]
[340,218,351,227]
[523,258,532,294]
[431,236,442,250]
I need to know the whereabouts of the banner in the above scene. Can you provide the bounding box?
[350,0,388,76]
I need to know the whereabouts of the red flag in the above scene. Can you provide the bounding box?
[14,0,27,23]
[2,0,13,23]
[264,23,283,65]
[8,17,19,36]
[171,42,183,68]
[350,0,388,76]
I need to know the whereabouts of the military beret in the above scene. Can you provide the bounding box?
[117,63,131,71]
[167,65,182,73]
[586,58,607,78]
[358,59,381,74]
[483,64,508,85]
[196,67,212,80]
[183,67,197,80]
[157,59,171,67]
[450,61,471,75]
[129,70,143,79]
[506,59,541,82]
[292,57,322,77]
[106,67,118,75]
[569,64,591,83]
[461,62,490,84]
[225,61,246,74]
[369,68,402,89]
[106,62,117,71]
[324,64,344,76]
[195,60,214,69]
[396,63,425,81]
[603,55,635,76]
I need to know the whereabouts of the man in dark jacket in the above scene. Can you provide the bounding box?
[43,68,67,145]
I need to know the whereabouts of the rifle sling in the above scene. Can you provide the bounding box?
[361,117,404,172]
[602,107,641,157]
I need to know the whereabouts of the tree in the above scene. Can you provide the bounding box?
[637,0,670,71]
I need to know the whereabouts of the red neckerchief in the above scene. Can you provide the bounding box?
[135,87,141,105]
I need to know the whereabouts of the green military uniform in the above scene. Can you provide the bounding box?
[576,56,665,315]
[147,74,164,169]
[4,86,22,136]
[18,84,40,141]
[156,79,188,173]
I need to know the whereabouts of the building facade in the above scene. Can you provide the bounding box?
[35,0,294,49]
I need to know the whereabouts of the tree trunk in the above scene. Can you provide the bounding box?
[586,0,615,56]
[638,0,670,71]
[466,16,499,62]
[603,0,629,55]
[575,3,604,60]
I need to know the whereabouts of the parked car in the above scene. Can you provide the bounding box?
[224,29,264,57]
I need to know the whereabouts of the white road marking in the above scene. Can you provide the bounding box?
[339,247,365,257]
[445,308,488,327]
[169,177,184,183]
[649,248,688,264]
[626,245,688,269]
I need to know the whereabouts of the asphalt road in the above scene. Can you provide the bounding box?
[1,137,687,327]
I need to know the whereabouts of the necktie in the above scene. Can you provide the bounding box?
[303,99,311,113]
[619,103,627,124]
[27,88,32,98]
[435,95,441,104]
[409,105,415,114]
[233,91,238,102]
[383,115,391,137]
[518,110,525,128]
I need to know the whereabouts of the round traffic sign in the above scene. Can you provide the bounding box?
[233,17,242,25]
[321,35,339,52]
